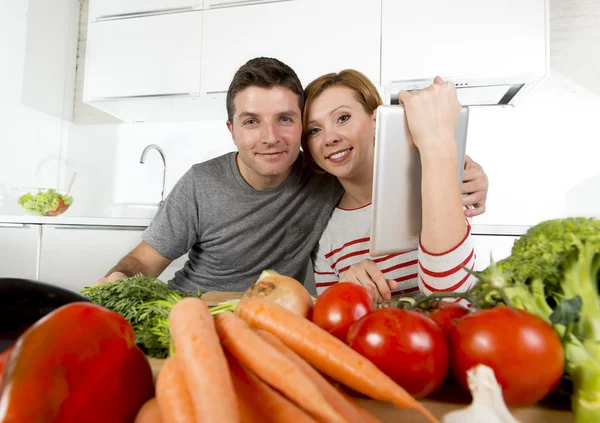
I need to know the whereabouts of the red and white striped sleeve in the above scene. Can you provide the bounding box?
[417,221,476,296]
[312,249,339,294]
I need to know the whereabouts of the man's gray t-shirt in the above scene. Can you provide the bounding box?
[142,152,343,293]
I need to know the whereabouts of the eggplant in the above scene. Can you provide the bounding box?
[0,278,88,352]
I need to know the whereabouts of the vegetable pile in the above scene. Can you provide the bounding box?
[311,282,566,408]
[17,188,73,216]
[80,274,202,358]
[138,296,439,423]
[469,217,600,422]
[4,216,592,421]
[345,216,598,422]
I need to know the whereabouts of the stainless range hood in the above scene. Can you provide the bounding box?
[385,73,546,107]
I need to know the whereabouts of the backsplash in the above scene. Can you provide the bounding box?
[64,120,235,216]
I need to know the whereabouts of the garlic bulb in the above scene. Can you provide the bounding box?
[443,365,521,423]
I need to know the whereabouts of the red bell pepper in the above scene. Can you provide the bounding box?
[0,302,154,423]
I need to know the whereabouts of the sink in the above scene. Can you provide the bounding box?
[104,202,159,219]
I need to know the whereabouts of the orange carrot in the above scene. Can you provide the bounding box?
[336,388,384,423]
[155,356,196,423]
[225,350,318,423]
[214,311,346,423]
[169,298,239,422]
[256,329,372,423]
[235,299,438,423]
[134,398,163,423]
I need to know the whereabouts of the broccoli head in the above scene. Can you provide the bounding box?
[499,217,600,292]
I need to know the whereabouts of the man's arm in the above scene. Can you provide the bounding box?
[461,155,489,217]
[94,241,173,285]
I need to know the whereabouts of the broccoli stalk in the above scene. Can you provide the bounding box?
[472,217,600,423]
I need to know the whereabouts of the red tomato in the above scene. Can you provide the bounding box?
[346,308,449,398]
[449,306,564,407]
[312,283,375,341]
[422,302,470,335]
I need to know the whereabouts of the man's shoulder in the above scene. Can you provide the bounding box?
[189,152,235,176]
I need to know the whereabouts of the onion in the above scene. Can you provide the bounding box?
[241,270,314,318]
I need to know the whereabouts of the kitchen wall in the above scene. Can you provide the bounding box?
[2,0,599,225]
[66,0,600,225]
[0,0,79,200]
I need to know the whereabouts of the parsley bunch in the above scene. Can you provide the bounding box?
[80,274,202,358]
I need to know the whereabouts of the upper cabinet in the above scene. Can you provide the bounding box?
[200,0,381,94]
[380,0,548,105]
[84,11,203,100]
[81,0,549,121]
[381,0,547,81]
[88,0,203,21]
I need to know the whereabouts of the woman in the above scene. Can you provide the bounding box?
[302,70,476,302]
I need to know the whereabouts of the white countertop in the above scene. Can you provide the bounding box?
[0,196,156,227]
[469,224,530,236]
[0,213,530,235]
[0,214,152,227]
[0,196,531,234]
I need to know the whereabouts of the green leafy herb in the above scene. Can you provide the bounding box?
[80,274,202,358]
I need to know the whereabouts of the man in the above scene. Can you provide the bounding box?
[94,58,488,292]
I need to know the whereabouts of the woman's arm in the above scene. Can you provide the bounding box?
[417,221,477,295]
[398,77,467,254]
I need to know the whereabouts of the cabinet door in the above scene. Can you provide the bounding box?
[471,235,519,271]
[200,0,381,93]
[381,0,547,82]
[89,0,202,21]
[0,224,41,280]
[84,11,203,100]
[38,226,144,292]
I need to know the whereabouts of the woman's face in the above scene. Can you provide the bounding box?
[305,86,376,182]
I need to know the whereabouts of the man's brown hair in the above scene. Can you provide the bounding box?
[226,57,305,122]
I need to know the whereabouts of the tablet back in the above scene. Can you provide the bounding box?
[369,105,469,256]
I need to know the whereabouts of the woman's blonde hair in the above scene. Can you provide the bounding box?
[301,69,383,172]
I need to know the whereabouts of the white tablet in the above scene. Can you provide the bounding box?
[370,105,470,256]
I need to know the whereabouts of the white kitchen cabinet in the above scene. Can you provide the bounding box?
[0,224,41,280]
[37,225,191,292]
[380,0,547,82]
[83,11,203,100]
[89,0,202,21]
[38,225,144,292]
[200,0,381,94]
[471,234,519,271]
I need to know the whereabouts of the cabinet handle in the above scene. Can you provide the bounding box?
[48,225,146,231]
[205,90,228,95]
[87,93,194,102]
[94,7,199,22]
[207,0,294,10]
[0,223,29,228]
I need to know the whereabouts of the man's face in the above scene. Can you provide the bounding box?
[227,86,303,190]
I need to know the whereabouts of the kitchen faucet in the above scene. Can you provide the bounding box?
[140,144,167,207]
